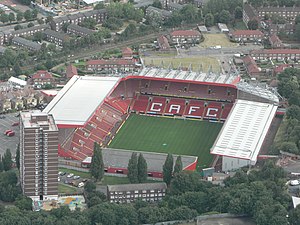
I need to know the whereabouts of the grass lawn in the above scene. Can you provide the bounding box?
[143,56,221,73]
[199,33,237,48]
[101,176,130,185]
[58,184,77,194]
[109,114,222,168]
[73,61,86,67]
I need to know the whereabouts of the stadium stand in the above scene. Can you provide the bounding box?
[47,75,279,162]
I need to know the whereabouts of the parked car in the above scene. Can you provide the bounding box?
[67,173,74,178]
[12,122,19,126]
[78,182,84,188]
[4,130,12,135]
[0,115,5,119]
[73,175,80,180]
[7,131,15,137]
[59,171,66,176]
[58,177,60,182]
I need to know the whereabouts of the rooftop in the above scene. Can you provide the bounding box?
[12,36,41,51]
[171,30,201,37]
[43,76,120,126]
[67,24,95,35]
[20,110,58,131]
[43,29,69,40]
[232,30,263,36]
[107,182,167,192]
[211,99,278,163]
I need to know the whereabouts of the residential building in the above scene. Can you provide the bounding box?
[43,29,69,46]
[20,110,59,201]
[146,6,172,20]
[67,24,95,37]
[122,47,133,59]
[168,2,184,11]
[170,30,201,44]
[31,70,55,88]
[8,76,27,88]
[12,24,49,40]
[250,49,300,60]
[86,59,137,73]
[0,93,12,112]
[107,182,167,203]
[230,30,264,42]
[133,0,154,8]
[0,32,4,45]
[257,6,300,22]
[269,34,284,48]
[66,64,78,79]
[157,35,170,51]
[269,23,295,35]
[243,3,259,26]
[197,25,208,33]
[242,55,261,77]
[218,23,229,33]
[12,37,41,51]
[50,9,107,31]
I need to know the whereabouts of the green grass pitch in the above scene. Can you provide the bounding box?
[108,114,223,169]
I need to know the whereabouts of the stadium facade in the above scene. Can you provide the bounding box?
[44,71,280,175]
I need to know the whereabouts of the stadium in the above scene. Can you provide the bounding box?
[44,68,280,177]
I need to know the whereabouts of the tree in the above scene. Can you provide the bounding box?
[23,10,32,22]
[173,156,182,174]
[90,142,104,181]
[218,9,231,24]
[296,15,300,25]
[80,18,97,29]
[8,13,15,24]
[170,206,198,221]
[14,24,23,30]
[37,18,44,25]
[3,149,12,171]
[294,24,300,41]
[94,2,105,10]
[15,196,32,210]
[290,205,300,225]
[84,180,96,193]
[163,153,173,185]
[137,154,147,183]
[234,6,243,19]
[16,144,20,170]
[247,19,259,30]
[205,13,214,27]
[27,22,34,28]
[287,105,300,121]
[280,142,299,154]
[152,0,163,9]
[127,152,138,183]
[0,156,3,172]
[16,12,23,22]
[46,16,53,24]
[32,9,38,19]
[0,13,9,24]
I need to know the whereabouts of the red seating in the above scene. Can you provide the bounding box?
[203,102,222,120]
[220,103,233,120]
[185,100,206,118]
[132,95,149,112]
[165,98,186,115]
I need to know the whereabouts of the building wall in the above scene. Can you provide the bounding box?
[20,113,58,201]
[222,156,250,171]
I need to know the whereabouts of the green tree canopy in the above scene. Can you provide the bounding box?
[137,153,147,183]
[3,149,12,171]
[163,153,173,185]
[173,156,182,174]
[90,142,104,181]
[127,152,138,183]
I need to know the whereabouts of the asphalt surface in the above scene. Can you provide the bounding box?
[197,218,255,225]
[58,171,85,194]
[0,113,20,156]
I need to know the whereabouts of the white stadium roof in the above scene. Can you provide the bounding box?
[43,76,120,126]
[211,99,278,163]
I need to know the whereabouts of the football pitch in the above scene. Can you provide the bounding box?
[108,114,223,169]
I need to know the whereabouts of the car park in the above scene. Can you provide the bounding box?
[67,173,74,178]
[73,175,80,180]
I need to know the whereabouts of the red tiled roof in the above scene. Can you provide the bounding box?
[274,64,291,73]
[232,30,264,36]
[269,34,282,45]
[251,49,300,54]
[242,56,260,74]
[87,59,135,66]
[32,70,53,80]
[66,64,78,78]
[171,30,201,37]
[122,47,133,55]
